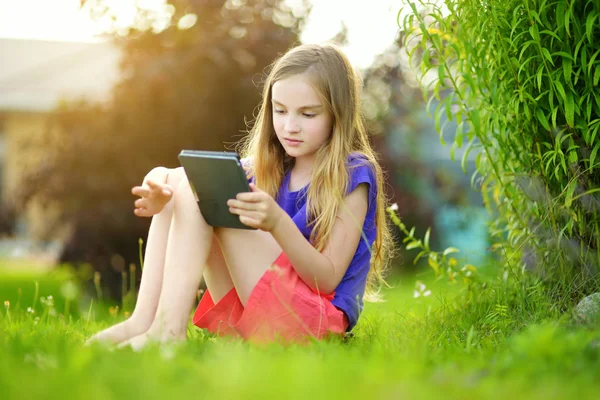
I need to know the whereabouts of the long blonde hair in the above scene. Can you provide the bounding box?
[237,43,393,298]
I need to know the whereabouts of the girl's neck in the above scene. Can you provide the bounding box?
[291,155,314,176]
[288,156,314,191]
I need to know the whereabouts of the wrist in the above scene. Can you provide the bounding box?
[270,207,289,235]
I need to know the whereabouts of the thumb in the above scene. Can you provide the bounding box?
[162,185,173,196]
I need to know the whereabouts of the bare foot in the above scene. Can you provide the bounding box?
[85,320,150,346]
[118,327,186,352]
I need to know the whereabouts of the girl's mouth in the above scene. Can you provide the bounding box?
[284,138,302,146]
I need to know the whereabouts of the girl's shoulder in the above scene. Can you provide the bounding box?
[345,152,378,199]
[346,152,376,174]
[240,156,254,169]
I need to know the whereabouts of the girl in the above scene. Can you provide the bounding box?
[87,43,393,348]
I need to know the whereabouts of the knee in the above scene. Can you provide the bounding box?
[166,167,187,189]
[173,175,197,211]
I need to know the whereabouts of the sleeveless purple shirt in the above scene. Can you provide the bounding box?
[273,153,377,331]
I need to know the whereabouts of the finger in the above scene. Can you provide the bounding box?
[146,180,162,190]
[230,207,262,221]
[236,192,262,202]
[238,214,259,228]
[134,207,150,217]
[134,198,146,208]
[162,185,173,196]
[132,186,150,197]
[227,199,262,211]
[249,183,260,192]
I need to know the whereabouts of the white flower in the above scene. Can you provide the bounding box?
[414,281,432,298]
[27,307,35,314]
[389,203,399,211]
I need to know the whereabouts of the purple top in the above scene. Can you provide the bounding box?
[274,153,377,331]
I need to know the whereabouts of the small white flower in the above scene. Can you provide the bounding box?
[414,281,432,299]
[27,307,35,314]
[389,203,399,211]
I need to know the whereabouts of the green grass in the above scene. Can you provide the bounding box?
[1,263,600,400]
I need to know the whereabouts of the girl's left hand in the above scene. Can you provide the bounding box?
[227,183,284,231]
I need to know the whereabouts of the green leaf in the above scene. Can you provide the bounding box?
[536,107,551,130]
[565,90,575,127]
[536,64,545,89]
[414,250,427,265]
[568,150,578,164]
[540,29,563,43]
[586,12,598,44]
[556,2,565,33]
[588,49,600,75]
[555,80,567,103]
[542,48,554,66]
[461,141,475,173]
[455,121,464,147]
[529,24,540,41]
[443,247,460,256]
[470,109,481,134]
[424,227,431,249]
[553,51,575,61]
[438,64,446,84]
[406,241,421,251]
[590,143,599,169]
[594,65,600,86]
[564,4,571,36]
[564,179,577,207]
[450,142,457,161]
[563,58,572,83]
[581,46,588,77]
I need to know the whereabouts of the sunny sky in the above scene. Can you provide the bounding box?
[0,0,402,69]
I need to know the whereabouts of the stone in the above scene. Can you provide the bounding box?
[574,293,600,325]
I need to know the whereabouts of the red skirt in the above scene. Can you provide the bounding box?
[192,252,348,343]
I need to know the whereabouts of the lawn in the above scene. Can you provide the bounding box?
[1,262,599,400]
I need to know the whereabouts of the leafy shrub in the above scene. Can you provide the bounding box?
[400,0,600,303]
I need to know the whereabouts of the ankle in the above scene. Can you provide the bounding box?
[127,312,155,332]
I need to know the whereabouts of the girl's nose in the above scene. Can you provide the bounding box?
[284,116,300,133]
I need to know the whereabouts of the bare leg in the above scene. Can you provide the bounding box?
[122,176,281,350]
[86,170,186,345]
[121,177,215,349]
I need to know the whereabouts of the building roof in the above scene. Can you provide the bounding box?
[0,38,122,112]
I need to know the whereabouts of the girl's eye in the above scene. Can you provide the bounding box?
[274,109,285,114]
[303,113,316,118]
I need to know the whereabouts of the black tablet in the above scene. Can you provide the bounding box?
[178,150,255,230]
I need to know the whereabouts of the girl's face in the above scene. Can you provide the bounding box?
[271,73,333,163]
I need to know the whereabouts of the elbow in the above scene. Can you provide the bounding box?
[312,276,339,295]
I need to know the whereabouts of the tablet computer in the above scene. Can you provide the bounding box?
[178,150,255,230]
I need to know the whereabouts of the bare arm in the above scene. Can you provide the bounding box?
[270,184,369,294]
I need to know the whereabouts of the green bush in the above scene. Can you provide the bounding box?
[400,0,600,303]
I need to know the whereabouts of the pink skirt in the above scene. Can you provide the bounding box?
[192,252,349,343]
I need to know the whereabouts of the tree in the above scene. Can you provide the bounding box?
[14,0,308,299]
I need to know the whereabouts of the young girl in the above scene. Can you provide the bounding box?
[87,43,393,348]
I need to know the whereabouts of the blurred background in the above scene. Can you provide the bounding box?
[0,0,489,301]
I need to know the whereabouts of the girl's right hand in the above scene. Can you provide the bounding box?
[131,167,173,217]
